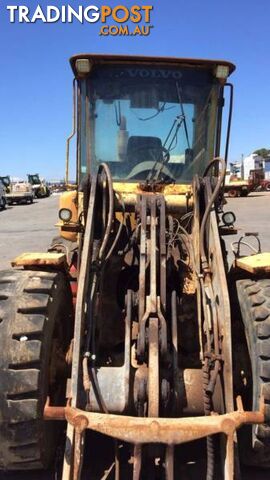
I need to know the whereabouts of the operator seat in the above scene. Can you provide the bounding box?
[127,136,163,167]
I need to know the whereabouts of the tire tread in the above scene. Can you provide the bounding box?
[0,269,72,470]
[237,278,270,466]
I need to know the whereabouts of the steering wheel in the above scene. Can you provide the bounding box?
[126,143,173,181]
[127,160,175,182]
[129,144,170,164]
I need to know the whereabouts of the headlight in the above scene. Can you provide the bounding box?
[216,65,230,80]
[59,208,72,223]
[75,59,92,75]
[222,211,236,226]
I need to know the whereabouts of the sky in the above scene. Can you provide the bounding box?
[0,0,269,180]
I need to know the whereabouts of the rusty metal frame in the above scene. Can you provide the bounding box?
[43,178,265,480]
[62,173,98,479]
[204,178,234,413]
[44,397,264,480]
[70,54,236,78]
[87,289,132,413]
[137,195,167,360]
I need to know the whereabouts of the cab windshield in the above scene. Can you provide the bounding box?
[28,175,40,184]
[80,64,220,184]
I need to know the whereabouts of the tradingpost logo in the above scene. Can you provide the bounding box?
[6,3,154,36]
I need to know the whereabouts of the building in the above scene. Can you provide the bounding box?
[242,153,264,180]
[264,157,270,180]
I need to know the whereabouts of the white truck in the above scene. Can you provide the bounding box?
[224,170,250,197]
[5,179,34,205]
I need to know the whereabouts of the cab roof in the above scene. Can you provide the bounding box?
[70,53,235,78]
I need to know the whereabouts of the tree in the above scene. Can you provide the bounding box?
[253,148,270,158]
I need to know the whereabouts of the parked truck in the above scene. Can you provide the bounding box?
[249,168,270,192]
[225,168,270,197]
[0,176,34,205]
[224,171,250,197]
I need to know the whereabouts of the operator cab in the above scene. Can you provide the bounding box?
[70,55,235,187]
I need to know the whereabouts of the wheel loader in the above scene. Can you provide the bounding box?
[1,54,270,480]
[27,173,50,198]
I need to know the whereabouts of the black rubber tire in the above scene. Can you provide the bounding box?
[228,189,239,198]
[0,197,6,210]
[236,278,270,467]
[0,269,73,471]
[240,190,248,197]
[36,190,43,199]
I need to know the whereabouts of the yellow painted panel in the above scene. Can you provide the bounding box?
[59,190,78,242]
[236,253,270,274]
[12,252,67,267]
[113,182,191,196]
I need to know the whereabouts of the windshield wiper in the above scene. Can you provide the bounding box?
[176,81,190,150]
[163,114,183,152]
[145,81,190,185]
[146,115,183,183]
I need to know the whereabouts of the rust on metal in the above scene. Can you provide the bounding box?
[114,193,192,214]
[148,317,159,418]
[236,252,270,274]
[44,398,86,480]
[70,53,236,77]
[113,182,193,214]
[113,181,191,196]
[11,252,67,268]
[44,397,66,420]
[64,396,264,445]
[165,445,174,480]
[133,444,142,480]
[73,430,84,480]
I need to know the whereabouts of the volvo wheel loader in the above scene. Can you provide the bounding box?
[1,54,270,480]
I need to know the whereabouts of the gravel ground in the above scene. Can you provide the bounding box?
[0,195,59,270]
[224,191,270,265]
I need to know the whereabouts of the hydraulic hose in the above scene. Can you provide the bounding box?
[86,163,114,355]
[83,163,121,415]
[200,157,226,273]
[198,158,226,480]
[105,192,125,262]
[98,163,114,261]
[89,367,109,414]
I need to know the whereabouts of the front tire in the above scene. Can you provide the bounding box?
[240,189,248,197]
[236,278,270,467]
[0,197,6,210]
[0,269,73,470]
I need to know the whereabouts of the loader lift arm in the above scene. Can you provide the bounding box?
[43,161,265,480]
